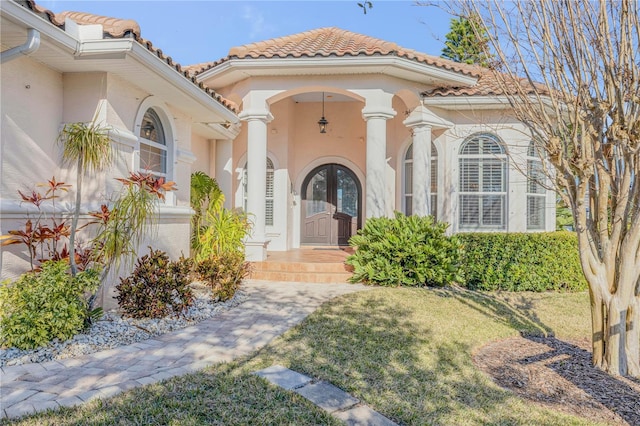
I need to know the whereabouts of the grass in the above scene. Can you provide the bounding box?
[3,287,600,426]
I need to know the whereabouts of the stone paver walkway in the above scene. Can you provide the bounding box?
[0,280,367,420]
[254,365,397,426]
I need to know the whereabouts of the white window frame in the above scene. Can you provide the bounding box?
[403,142,438,218]
[138,108,167,178]
[526,140,546,230]
[458,133,508,230]
[134,97,175,181]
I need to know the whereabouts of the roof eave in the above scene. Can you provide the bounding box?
[1,0,78,52]
[423,95,512,110]
[126,42,238,123]
[2,1,238,123]
[196,56,478,89]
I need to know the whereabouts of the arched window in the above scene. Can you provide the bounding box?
[243,157,275,226]
[138,108,167,177]
[403,142,438,218]
[458,134,507,229]
[527,141,546,230]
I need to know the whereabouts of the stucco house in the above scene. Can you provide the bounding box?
[1,1,555,282]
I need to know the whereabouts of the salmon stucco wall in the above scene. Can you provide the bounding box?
[1,62,199,300]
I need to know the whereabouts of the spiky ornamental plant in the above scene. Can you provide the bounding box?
[58,121,113,276]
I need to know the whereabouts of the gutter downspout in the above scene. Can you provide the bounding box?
[1,28,40,64]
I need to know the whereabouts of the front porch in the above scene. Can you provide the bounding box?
[249,248,355,283]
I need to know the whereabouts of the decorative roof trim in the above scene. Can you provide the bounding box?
[16,0,237,113]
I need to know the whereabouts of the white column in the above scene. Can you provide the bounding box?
[214,139,233,210]
[411,125,433,216]
[238,109,273,261]
[362,93,396,219]
[403,105,453,218]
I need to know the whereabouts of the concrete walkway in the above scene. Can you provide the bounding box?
[254,365,397,426]
[0,280,368,420]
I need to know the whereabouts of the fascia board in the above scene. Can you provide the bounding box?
[1,2,237,124]
[126,42,238,123]
[423,96,512,110]
[198,56,477,87]
[1,1,77,53]
[193,122,240,140]
[75,38,133,59]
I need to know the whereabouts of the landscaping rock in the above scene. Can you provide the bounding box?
[0,290,248,367]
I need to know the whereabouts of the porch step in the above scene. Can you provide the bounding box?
[249,254,354,283]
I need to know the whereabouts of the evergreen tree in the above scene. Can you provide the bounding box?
[441,15,493,67]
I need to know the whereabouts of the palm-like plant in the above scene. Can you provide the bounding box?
[189,171,250,261]
[58,122,113,276]
[190,171,222,253]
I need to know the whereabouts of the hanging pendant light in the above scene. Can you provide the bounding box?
[318,92,328,133]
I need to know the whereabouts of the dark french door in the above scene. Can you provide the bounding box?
[301,164,361,245]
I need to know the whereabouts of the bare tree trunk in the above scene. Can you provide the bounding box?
[457,0,640,378]
[589,288,606,369]
[604,294,640,377]
[606,296,624,375]
[627,296,640,376]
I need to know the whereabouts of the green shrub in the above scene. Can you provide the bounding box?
[116,248,193,318]
[190,171,250,261]
[0,261,99,350]
[346,212,462,287]
[458,232,587,292]
[195,251,250,301]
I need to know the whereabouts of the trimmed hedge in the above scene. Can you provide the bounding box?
[458,232,587,292]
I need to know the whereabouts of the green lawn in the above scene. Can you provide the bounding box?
[4,287,601,426]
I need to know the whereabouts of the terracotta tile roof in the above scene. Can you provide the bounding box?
[424,68,547,98]
[187,27,481,79]
[56,11,141,38]
[19,0,237,113]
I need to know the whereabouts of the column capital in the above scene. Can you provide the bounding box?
[362,107,396,121]
[403,105,452,129]
[238,109,274,123]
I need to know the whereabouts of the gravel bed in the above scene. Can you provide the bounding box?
[0,289,248,368]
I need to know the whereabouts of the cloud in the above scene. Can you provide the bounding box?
[241,5,276,39]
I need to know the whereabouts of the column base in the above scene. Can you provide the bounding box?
[244,239,270,261]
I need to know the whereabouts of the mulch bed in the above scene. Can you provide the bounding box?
[473,337,640,425]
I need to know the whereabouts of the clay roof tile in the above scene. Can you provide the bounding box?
[56,10,140,38]
[424,68,547,98]
[188,27,481,79]
[17,0,237,113]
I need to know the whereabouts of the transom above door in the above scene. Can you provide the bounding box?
[301,163,362,246]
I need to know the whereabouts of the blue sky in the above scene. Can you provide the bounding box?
[36,1,455,66]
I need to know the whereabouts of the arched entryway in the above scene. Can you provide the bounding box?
[301,163,362,246]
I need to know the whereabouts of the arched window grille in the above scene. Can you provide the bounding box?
[458,134,507,229]
[138,108,167,177]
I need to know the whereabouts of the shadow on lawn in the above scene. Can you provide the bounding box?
[245,291,580,425]
[2,365,342,426]
[446,288,640,425]
[440,286,554,337]
[518,337,640,425]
